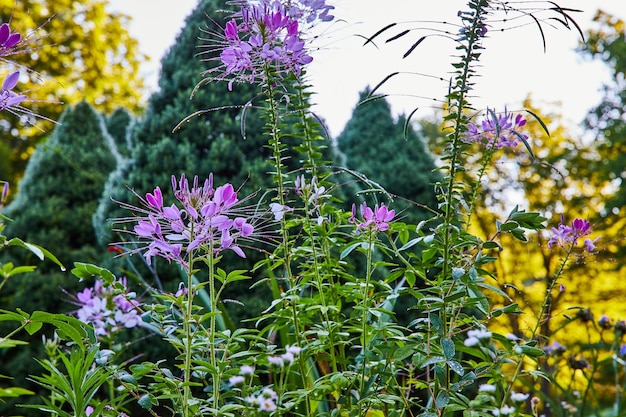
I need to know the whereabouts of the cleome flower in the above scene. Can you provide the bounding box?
[350,202,395,233]
[0,22,22,56]
[547,216,597,251]
[462,108,528,150]
[70,278,141,338]
[203,0,334,90]
[0,71,27,113]
[117,174,262,266]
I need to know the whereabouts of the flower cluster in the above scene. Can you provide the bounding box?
[214,0,334,89]
[547,217,597,251]
[462,109,528,149]
[72,279,141,338]
[246,387,278,412]
[350,202,395,233]
[267,345,302,368]
[119,174,257,266]
[294,174,329,224]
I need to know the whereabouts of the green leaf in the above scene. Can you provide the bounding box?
[441,337,455,360]
[447,360,464,376]
[499,221,519,232]
[515,344,545,358]
[24,320,43,335]
[0,386,35,398]
[340,242,361,260]
[5,238,65,271]
[435,390,450,407]
[71,262,116,285]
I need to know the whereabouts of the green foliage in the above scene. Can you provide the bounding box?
[336,89,440,224]
[0,0,146,188]
[581,10,626,222]
[0,102,117,412]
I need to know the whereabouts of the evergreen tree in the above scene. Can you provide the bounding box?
[336,89,439,224]
[0,101,117,412]
[95,0,279,322]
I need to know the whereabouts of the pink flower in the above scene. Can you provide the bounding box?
[547,217,596,251]
[206,0,333,89]
[463,109,528,150]
[0,71,27,112]
[118,174,262,265]
[351,202,395,232]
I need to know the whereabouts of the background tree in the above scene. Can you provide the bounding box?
[335,88,440,224]
[579,10,626,256]
[0,101,118,413]
[0,0,146,187]
[94,0,287,323]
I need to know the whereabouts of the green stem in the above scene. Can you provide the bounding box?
[208,242,220,411]
[182,249,194,417]
[263,73,311,416]
[358,231,375,417]
[501,244,574,409]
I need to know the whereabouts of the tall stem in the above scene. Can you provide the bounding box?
[182,250,195,417]
[358,231,375,417]
[501,245,574,409]
[264,74,311,415]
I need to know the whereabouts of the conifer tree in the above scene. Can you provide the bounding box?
[336,89,440,224]
[94,0,278,321]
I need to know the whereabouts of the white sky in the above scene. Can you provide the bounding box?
[108,1,623,137]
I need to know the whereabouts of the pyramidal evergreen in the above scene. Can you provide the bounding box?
[336,89,440,224]
[94,0,279,321]
[95,0,273,248]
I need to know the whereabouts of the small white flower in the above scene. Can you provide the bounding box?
[267,355,284,367]
[281,352,295,364]
[467,328,492,340]
[500,405,516,415]
[261,387,278,400]
[229,375,245,386]
[259,398,276,412]
[240,365,255,376]
[510,391,529,403]
[270,203,290,221]
[464,337,480,347]
[478,383,497,393]
[285,345,302,355]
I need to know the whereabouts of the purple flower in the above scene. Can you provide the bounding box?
[207,0,333,89]
[620,344,626,357]
[118,174,260,266]
[350,202,395,232]
[544,341,566,355]
[0,23,21,51]
[598,314,612,330]
[463,109,527,150]
[71,278,141,338]
[547,217,596,251]
[0,71,27,113]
